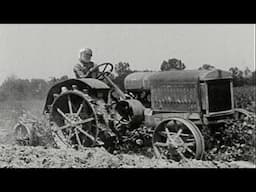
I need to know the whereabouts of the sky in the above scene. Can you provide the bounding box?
[0,24,254,84]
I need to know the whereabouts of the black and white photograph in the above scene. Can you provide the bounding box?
[0,24,255,168]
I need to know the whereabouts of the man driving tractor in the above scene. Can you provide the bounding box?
[73,48,99,78]
[73,48,128,101]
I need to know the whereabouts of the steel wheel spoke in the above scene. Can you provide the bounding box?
[53,123,72,132]
[74,128,82,148]
[185,142,195,147]
[155,146,167,159]
[67,128,75,140]
[76,104,83,116]
[177,149,187,160]
[69,132,76,140]
[76,127,95,142]
[165,128,172,140]
[170,132,189,136]
[73,117,94,126]
[185,146,196,156]
[53,118,94,132]
[57,108,72,123]
[176,129,183,138]
[186,138,195,142]
[160,131,190,137]
[67,95,73,114]
[56,130,70,145]
[154,142,169,147]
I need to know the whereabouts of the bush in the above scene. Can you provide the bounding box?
[205,118,255,162]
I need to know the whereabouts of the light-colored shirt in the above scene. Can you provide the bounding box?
[73,61,98,78]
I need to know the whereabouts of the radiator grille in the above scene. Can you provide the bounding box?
[208,80,232,113]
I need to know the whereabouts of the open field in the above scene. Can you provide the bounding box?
[0,86,255,168]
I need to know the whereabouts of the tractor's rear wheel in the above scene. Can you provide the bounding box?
[50,89,98,149]
[152,117,205,161]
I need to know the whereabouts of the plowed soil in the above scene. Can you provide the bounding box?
[1,144,251,168]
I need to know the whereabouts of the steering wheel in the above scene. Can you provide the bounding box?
[84,62,114,80]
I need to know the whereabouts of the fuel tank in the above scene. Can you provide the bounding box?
[124,72,156,91]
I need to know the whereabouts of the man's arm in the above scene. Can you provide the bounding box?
[73,64,84,78]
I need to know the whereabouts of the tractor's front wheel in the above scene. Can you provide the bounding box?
[152,117,205,161]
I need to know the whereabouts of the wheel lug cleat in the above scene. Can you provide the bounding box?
[72,85,78,91]
[61,86,68,93]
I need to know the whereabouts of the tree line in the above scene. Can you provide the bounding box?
[0,75,69,101]
[0,58,254,101]
[159,59,255,87]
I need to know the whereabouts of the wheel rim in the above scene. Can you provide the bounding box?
[50,91,98,149]
[14,123,31,146]
[152,117,204,161]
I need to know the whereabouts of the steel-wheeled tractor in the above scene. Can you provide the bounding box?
[14,63,255,161]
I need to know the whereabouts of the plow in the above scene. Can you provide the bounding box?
[13,63,256,161]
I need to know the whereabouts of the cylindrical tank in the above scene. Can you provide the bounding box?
[115,99,145,127]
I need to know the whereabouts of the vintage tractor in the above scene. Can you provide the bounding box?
[14,63,255,161]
